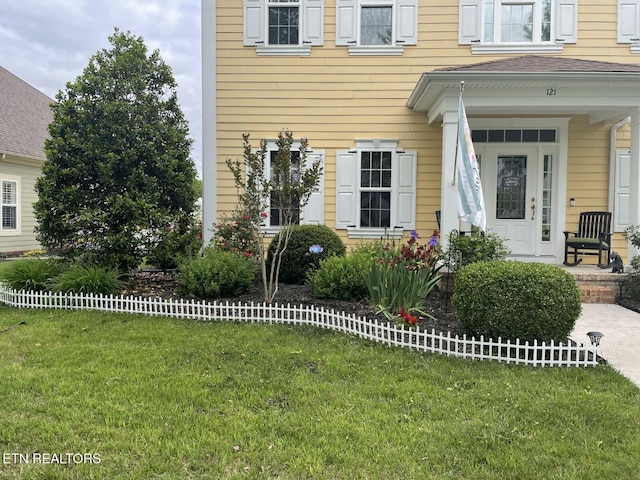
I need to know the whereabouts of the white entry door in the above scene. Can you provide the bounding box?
[481,147,539,255]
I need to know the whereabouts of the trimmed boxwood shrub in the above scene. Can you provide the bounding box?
[267,224,346,284]
[310,253,370,301]
[446,231,510,269]
[452,261,581,342]
[176,249,255,300]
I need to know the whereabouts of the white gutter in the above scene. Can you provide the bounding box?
[201,0,217,249]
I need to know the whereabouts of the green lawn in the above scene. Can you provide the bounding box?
[1,306,639,479]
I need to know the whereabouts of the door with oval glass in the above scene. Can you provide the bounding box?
[480,146,539,255]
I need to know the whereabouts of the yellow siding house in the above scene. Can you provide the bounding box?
[202,0,640,266]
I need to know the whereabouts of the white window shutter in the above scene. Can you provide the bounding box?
[244,0,265,46]
[396,0,418,46]
[555,0,577,44]
[303,0,324,46]
[615,151,631,231]
[335,151,358,229]
[459,0,481,45]
[618,0,640,43]
[336,0,357,46]
[394,151,416,230]
[301,152,324,224]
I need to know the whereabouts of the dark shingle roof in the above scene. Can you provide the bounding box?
[0,65,53,160]
[436,55,640,73]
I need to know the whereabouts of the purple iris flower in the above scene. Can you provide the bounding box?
[429,236,438,247]
[409,230,419,239]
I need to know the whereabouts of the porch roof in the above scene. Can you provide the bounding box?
[407,56,640,125]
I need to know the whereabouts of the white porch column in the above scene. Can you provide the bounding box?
[628,109,640,260]
[440,109,459,246]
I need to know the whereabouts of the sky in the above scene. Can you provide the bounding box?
[0,0,203,176]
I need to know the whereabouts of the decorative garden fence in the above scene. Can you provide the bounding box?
[0,286,599,367]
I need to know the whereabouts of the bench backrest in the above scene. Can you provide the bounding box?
[577,211,611,238]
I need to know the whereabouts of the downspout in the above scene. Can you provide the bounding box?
[608,118,629,228]
[201,0,217,249]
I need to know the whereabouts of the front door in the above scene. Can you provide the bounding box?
[481,146,539,255]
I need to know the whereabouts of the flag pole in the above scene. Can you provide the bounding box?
[451,81,464,185]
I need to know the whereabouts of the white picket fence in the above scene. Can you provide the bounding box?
[0,286,599,367]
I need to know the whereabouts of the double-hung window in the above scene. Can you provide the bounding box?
[336,141,416,238]
[260,143,324,234]
[244,0,324,55]
[459,0,577,53]
[336,0,418,55]
[1,178,19,233]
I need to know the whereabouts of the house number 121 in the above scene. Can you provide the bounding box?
[546,88,557,96]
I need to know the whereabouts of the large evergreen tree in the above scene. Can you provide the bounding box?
[34,30,196,270]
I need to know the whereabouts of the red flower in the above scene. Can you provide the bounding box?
[261,212,268,218]
[405,313,417,325]
[244,250,251,258]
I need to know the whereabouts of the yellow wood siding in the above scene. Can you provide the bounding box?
[214,0,640,255]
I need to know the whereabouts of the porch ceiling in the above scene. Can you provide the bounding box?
[407,62,640,126]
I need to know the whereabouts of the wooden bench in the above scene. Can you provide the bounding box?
[563,211,612,268]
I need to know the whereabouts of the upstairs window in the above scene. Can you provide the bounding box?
[459,0,576,53]
[244,0,324,56]
[336,0,418,55]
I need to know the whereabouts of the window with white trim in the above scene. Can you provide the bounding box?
[336,140,416,238]
[244,0,324,56]
[260,143,324,234]
[1,178,19,233]
[336,0,417,55]
[618,0,640,51]
[459,0,577,53]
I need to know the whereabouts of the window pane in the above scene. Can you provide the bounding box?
[488,130,505,142]
[268,6,299,45]
[541,0,552,41]
[501,4,533,42]
[361,6,392,45]
[522,129,538,142]
[360,192,391,228]
[2,206,16,230]
[505,130,521,142]
[540,129,557,142]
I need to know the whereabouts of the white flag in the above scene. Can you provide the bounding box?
[457,95,486,231]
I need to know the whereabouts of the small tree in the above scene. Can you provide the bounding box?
[34,29,197,271]
[224,130,323,303]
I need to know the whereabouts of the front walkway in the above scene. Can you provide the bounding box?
[571,303,640,388]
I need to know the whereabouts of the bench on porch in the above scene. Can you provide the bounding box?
[563,211,612,268]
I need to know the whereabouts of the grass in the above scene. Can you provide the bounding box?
[0,306,639,479]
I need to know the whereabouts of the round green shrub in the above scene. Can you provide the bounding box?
[0,258,66,292]
[267,225,346,284]
[48,265,125,295]
[176,249,255,300]
[310,253,370,300]
[452,261,581,342]
[445,231,510,269]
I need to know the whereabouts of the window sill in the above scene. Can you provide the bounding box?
[255,46,312,56]
[470,43,564,55]
[346,228,404,240]
[630,44,640,54]
[347,45,405,56]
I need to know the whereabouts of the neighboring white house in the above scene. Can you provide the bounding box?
[0,66,53,255]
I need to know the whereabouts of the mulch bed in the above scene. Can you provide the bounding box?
[122,270,463,336]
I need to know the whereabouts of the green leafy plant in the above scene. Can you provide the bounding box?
[176,248,255,300]
[267,224,345,285]
[214,210,262,259]
[0,259,66,292]
[48,264,125,295]
[34,29,197,271]
[225,130,323,302]
[445,230,510,269]
[363,230,442,321]
[624,225,640,298]
[147,222,202,270]
[309,253,370,300]
[452,261,581,342]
